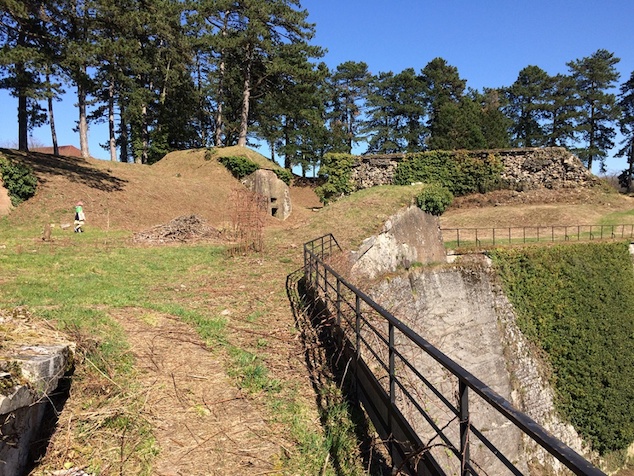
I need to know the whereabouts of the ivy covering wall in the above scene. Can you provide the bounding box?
[492,242,634,455]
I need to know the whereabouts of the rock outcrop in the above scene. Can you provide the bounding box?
[350,206,446,279]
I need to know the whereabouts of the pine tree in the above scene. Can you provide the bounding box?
[617,71,634,191]
[503,65,551,147]
[567,49,621,172]
[546,74,581,147]
[422,58,485,150]
[476,88,511,149]
[327,61,371,153]
[365,68,426,153]
[0,0,56,150]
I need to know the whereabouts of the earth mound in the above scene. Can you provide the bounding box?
[133,215,222,244]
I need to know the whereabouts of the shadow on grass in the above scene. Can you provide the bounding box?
[286,268,390,475]
[1,148,127,192]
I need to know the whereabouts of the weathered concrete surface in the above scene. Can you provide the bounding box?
[366,257,590,474]
[0,177,11,216]
[242,169,292,220]
[351,206,446,279]
[0,313,75,476]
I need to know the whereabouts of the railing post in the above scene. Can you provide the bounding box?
[336,278,341,327]
[459,380,471,476]
[457,229,460,247]
[355,295,361,359]
[324,266,328,298]
[389,322,395,461]
[492,228,495,246]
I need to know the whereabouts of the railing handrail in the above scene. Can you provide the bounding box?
[441,224,634,248]
[441,223,634,232]
[303,234,605,476]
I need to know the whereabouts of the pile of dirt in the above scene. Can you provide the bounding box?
[133,215,222,244]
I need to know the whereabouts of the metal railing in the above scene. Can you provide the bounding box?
[441,224,634,248]
[303,234,605,476]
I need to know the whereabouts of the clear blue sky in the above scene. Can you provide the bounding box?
[1,0,633,173]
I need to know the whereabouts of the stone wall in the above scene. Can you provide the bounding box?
[349,148,598,192]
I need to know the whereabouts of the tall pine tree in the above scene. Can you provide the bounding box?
[617,71,634,191]
[504,65,551,147]
[567,49,621,172]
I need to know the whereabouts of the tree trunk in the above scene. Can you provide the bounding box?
[237,45,252,147]
[587,104,596,172]
[140,102,148,164]
[269,141,275,163]
[627,139,634,193]
[45,71,60,156]
[195,57,206,147]
[119,101,129,163]
[214,54,226,147]
[284,125,291,169]
[215,11,229,148]
[17,29,28,152]
[18,90,28,152]
[108,76,117,161]
[77,72,90,159]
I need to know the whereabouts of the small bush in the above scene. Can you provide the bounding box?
[218,155,259,179]
[315,153,356,204]
[204,147,216,161]
[0,155,38,206]
[273,168,292,186]
[415,184,453,215]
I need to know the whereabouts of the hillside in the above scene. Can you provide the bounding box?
[0,146,321,233]
[1,147,634,475]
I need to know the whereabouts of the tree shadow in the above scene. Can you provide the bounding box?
[0,148,127,192]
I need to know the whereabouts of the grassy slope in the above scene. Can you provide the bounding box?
[2,147,634,473]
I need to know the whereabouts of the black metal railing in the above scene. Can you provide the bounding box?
[441,224,634,248]
[303,234,605,476]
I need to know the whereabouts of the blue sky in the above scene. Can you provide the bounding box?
[1,0,633,173]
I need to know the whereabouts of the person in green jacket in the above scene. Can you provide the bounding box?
[74,201,86,233]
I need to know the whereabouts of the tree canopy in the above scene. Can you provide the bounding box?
[0,5,631,177]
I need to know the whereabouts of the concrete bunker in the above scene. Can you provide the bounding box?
[241,169,292,220]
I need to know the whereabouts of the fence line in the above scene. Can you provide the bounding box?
[441,224,634,248]
[303,233,605,476]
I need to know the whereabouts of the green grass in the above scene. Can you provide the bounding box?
[599,208,634,226]
[0,223,369,474]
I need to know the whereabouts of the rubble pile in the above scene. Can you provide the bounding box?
[133,215,221,244]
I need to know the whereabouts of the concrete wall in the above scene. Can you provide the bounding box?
[349,148,598,192]
[0,343,74,476]
[348,206,594,473]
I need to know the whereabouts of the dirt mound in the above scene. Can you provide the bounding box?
[133,215,222,244]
